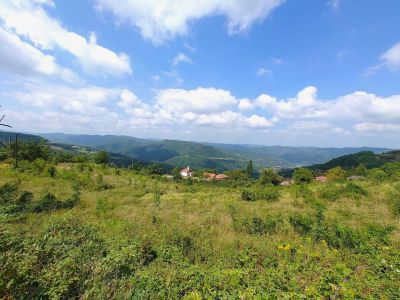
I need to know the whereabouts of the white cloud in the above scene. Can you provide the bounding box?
[96,0,285,44]
[0,0,132,77]
[238,99,254,110]
[172,52,193,66]
[256,67,271,77]
[157,87,238,114]
[328,0,341,11]
[354,122,400,132]
[380,42,400,72]
[13,82,119,115]
[255,86,322,118]
[5,81,400,145]
[0,28,76,81]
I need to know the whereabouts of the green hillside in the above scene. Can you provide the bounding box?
[210,144,390,167]
[0,131,45,143]
[40,133,390,171]
[310,150,400,171]
[41,133,244,171]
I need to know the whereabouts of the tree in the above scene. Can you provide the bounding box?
[172,167,182,181]
[246,160,253,178]
[224,169,248,181]
[326,166,347,181]
[353,164,368,176]
[258,168,282,186]
[94,150,108,164]
[0,106,11,128]
[293,168,314,184]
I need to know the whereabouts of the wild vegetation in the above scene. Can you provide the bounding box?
[1,141,400,299]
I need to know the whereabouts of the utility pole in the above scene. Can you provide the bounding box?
[14,134,18,168]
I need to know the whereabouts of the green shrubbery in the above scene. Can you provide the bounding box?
[318,182,368,201]
[241,187,280,202]
[0,182,79,214]
[237,215,282,235]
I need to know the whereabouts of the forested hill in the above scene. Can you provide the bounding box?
[0,131,45,143]
[40,133,390,171]
[309,150,400,171]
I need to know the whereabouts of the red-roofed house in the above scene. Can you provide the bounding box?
[181,166,193,177]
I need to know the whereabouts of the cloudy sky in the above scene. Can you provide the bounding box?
[1,0,400,147]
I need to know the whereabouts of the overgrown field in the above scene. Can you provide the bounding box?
[1,162,400,299]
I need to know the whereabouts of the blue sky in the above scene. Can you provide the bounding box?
[1,0,400,147]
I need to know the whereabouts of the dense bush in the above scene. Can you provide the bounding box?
[31,187,80,213]
[326,166,347,181]
[0,183,33,214]
[0,219,105,299]
[387,186,400,216]
[293,168,314,184]
[241,187,280,202]
[236,215,282,235]
[319,182,368,201]
[258,168,282,186]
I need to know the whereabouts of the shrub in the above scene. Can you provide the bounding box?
[257,188,280,202]
[0,182,18,204]
[342,182,368,199]
[289,213,314,235]
[387,187,400,216]
[319,183,367,201]
[47,165,57,177]
[31,187,80,213]
[258,168,282,186]
[241,188,280,202]
[31,191,61,212]
[293,168,314,184]
[368,168,388,181]
[93,150,109,164]
[318,184,341,201]
[239,215,281,235]
[31,158,47,173]
[291,184,314,203]
[241,190,257,202]
[326,167,347,181]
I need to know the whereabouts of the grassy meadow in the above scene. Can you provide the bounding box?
[1,161,400,299]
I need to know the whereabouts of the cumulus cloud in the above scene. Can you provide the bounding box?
[0,0,132,77]
[5,81,400,144]
[13,82,119,115]
[95,0,285,44]
[0,27,75,81]
[156,87,238,114]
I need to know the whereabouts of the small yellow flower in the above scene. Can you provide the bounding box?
[283,244,291,251]
[320,239,328,247]
[277,245,284,250]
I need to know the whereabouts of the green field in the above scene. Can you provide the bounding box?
[1,161,400,299]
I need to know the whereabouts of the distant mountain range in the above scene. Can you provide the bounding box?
[39,133,391,171]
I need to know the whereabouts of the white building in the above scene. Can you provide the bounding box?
[181,166,193,177]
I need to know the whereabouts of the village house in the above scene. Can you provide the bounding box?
[315,176,327,183]
[203,172,229,181]
[180,166,193,177]
[280,179,294,186]
[215,174,229,180]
